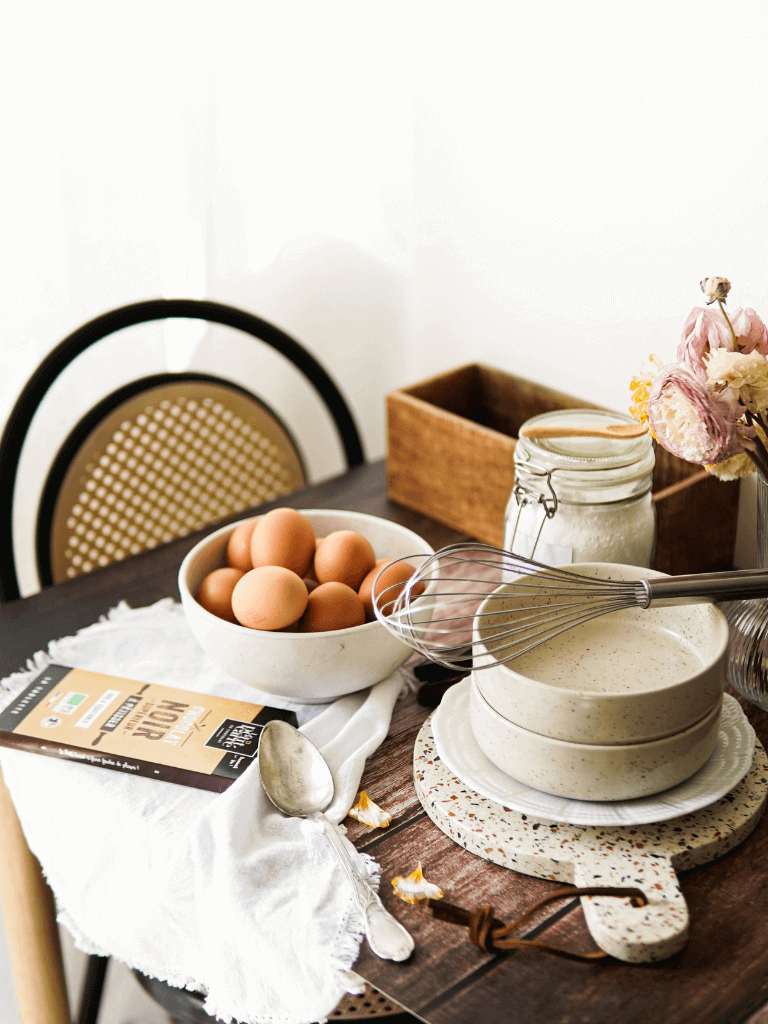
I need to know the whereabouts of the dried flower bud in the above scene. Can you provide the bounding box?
[700,277,731,304]
[348,791,392,828]
[391,862,444,904]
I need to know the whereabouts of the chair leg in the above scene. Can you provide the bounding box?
[0,766,70,1023]
[77,954,109,1024]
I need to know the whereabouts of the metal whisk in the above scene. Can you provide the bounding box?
[371,542,768,671]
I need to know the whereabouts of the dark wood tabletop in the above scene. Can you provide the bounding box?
[3,460,768,1024]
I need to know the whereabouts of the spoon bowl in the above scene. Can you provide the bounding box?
[259,720,414,962]
[258,720,333,816]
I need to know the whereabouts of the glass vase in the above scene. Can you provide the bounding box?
[722,474,768,710]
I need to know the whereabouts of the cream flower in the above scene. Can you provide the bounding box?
[705,349,768,415]
[707,452,755,480]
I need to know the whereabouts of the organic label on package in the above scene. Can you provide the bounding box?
[0,665,297,792]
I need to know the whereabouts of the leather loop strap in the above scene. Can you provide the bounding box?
[428,886,647,961]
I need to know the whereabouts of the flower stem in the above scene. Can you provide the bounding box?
[745,410,768,479]
[754,443,768,478]
[746,449,768,486]
[717,299,739,350]
[755,432,768,477]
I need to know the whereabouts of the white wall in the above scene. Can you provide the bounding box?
[3,1,766,445]
[3,2,766,579]
[0,0,766,1012]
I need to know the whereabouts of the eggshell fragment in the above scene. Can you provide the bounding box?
[196,567,244,622]
[250,508,316,577]
[359,559,423,620]
[231,566,308,630]
[300,581,365,632]
[349,791,392,828]
[227,519,257,572]
[391,862,444,904]
[314,530,376,589]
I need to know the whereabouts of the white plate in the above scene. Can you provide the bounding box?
[431,678,756,826]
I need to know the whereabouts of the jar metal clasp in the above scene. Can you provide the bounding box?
[507,467,559,559]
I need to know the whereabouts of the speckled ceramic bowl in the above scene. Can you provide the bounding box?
[468,674,722,801]
[473,562,729,745]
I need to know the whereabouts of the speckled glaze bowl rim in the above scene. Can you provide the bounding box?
[472,561,731,703]
[179,508,434,640]
[470,673,723,754]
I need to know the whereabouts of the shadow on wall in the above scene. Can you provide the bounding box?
[216,233,416,463]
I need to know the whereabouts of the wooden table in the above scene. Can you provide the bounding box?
[3,460,768,1024]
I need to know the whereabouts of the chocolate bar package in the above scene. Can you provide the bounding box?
[0,664,297,791]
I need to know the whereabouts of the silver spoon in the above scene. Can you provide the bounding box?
[258,719,414,962]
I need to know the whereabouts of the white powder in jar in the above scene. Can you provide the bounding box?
[508,491,656,568]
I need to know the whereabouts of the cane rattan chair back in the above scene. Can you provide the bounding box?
[45,377,305,585]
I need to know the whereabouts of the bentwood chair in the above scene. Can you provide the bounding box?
[0,301,413,1023]
[0,298,364,603]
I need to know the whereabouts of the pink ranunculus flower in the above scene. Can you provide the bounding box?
[647,361,748,465]
[677,306,734,372]
[730,307,768,356]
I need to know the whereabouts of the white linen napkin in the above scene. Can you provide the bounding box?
[0,599,406,1024]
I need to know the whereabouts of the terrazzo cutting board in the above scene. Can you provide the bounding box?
[414,715,768,962]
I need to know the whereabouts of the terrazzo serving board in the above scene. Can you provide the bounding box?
[414,715,768,962]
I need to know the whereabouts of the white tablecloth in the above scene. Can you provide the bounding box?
[0,599,405,1024]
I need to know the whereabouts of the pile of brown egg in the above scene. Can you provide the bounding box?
[195,508,419,632]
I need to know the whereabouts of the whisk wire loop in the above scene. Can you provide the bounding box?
[371,542,768,671]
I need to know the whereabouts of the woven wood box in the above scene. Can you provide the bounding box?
[386,363,740,576]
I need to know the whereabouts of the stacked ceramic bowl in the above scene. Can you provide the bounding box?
[469,563,731,802]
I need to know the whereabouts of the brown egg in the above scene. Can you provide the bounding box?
[227,519,257,572]
[196,567,244,622]
[359,559,423,619]
[250,508,316,577]
[231,566,308,630]
[300,582,365,632]
[357,558,391,618]
[314,530,376,589]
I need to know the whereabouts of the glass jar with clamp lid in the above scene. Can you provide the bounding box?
[504,408,657,567]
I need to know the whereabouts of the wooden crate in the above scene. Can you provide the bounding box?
[386,363,740,575]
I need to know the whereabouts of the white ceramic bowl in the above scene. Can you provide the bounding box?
[473,562,729,745]
[468,674,722,801]
[178,509,433,703]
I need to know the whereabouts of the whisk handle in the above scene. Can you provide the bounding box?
[644,569,768,606]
